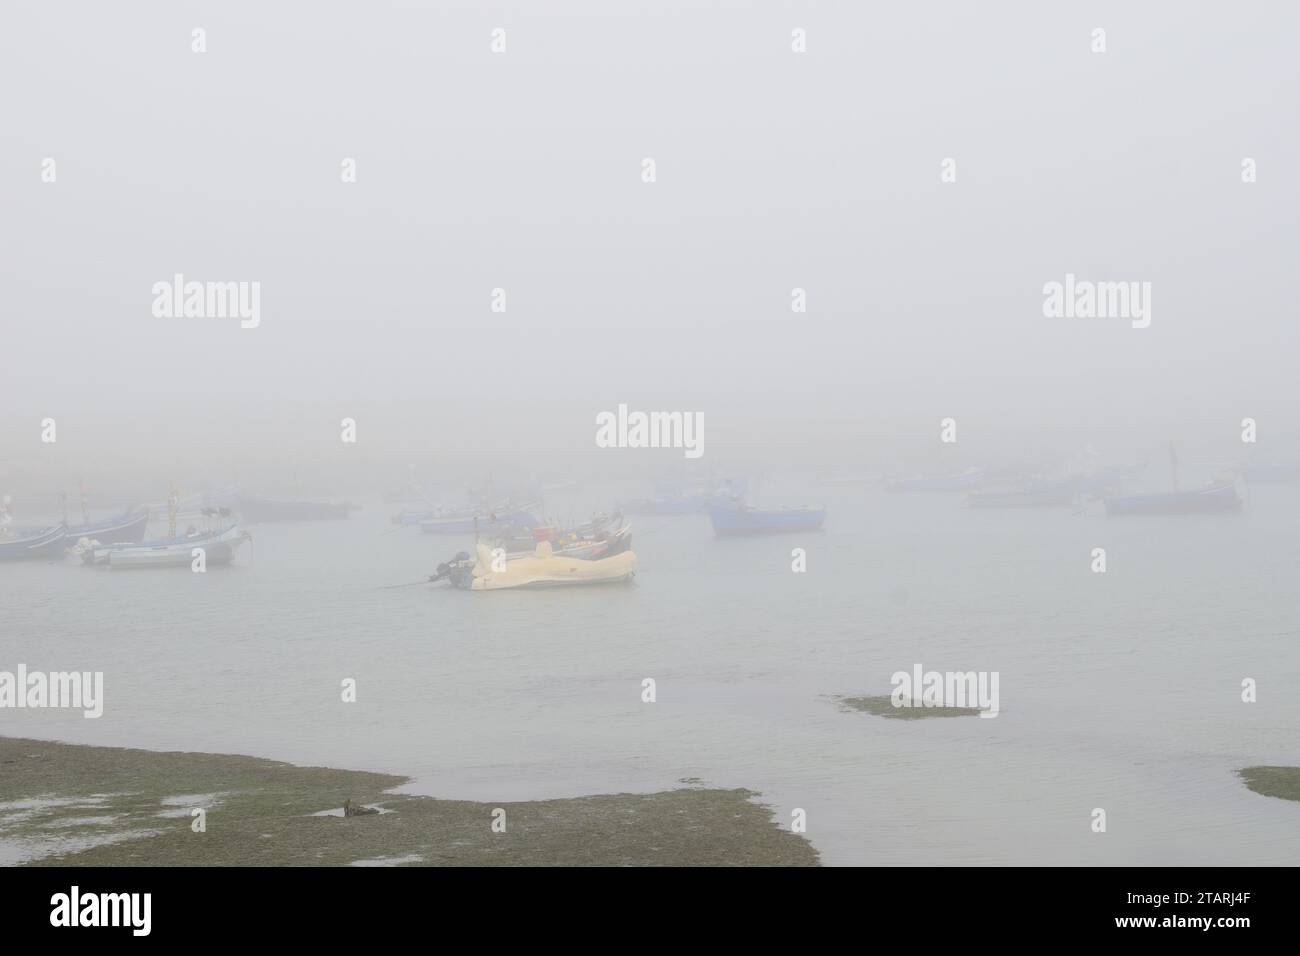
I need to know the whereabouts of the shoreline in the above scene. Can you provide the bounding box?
[0,736,818,867]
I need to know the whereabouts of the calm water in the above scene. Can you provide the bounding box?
[4,479,1299,865]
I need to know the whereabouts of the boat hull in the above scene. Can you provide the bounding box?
[450,543,637,590]
[67,509,150,544]
[706,504,825,536]
[0,525,68,561]
[103,527,250,569]
[420,511,538,535]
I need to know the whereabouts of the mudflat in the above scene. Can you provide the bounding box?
[0,736,818,867]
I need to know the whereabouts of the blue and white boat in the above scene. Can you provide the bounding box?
[622,478,750,515]
[67,508,150,544]
[82,523,251,568]
[0,524,69,561]
[706,500,825,536]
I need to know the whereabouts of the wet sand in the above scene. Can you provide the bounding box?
[0,736,817,866]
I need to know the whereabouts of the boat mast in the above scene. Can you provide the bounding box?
[167,483,179,541]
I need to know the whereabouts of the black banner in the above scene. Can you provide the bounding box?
[0,866,1285,942]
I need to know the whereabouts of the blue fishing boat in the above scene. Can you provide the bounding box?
[1104,483,1242,516]
[622,478,750,515]
[79,521,250,566]
[67,508,150,544]
[706,500,825,536]
[0,524,69,561]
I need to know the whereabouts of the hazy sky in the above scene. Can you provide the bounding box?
[2,1,1297,496]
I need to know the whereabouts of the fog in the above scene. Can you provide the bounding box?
[2,0,1297,501]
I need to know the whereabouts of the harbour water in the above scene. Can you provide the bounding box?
[3,479,1299,865]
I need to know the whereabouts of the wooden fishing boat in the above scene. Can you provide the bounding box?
[0,524,68,561]
[1103,483,1242,516]
[706,500,825,536]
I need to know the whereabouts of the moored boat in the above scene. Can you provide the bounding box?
[66,508,150,544]
[103,524,252,569]
[0,524,68,561]
[706,500,825,536]
[500,524,632,560]
[419,509,539,535]
[621,478,749,515]
[434,540,637,590]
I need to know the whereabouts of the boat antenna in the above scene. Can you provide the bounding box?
[78,478,89,525]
